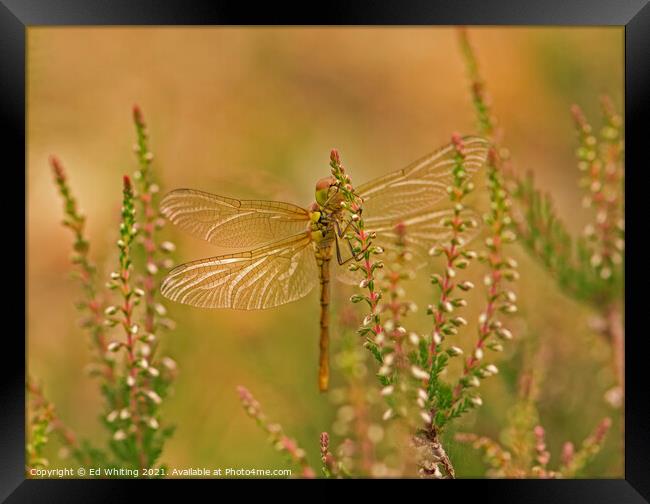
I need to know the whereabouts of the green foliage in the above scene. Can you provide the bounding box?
[28,107,178,478]
[456,349,612,478]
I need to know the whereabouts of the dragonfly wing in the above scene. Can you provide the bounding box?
[161,233,318,309]
[335,137,488,285]
[357,136,489,229]
[335,206,482,285]
[160,188,310,248]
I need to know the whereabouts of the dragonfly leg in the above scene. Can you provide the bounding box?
[334,226,372,265]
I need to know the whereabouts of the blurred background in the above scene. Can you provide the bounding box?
[27,27,623,477]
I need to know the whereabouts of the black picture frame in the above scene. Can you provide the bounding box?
[5,0,649,501]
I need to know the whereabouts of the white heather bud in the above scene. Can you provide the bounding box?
[107,341,121,352]
[126,375,136,387]
[470,396,483,407]
[466,375,481,388]
[428,246,441,257]
[380,386,394,397]
[447,346,463,357]
[155,303,167,316]
[110,271,120,280]
[162,357,177,370]
[478,313,488,325]
[134,288,145,297]
[411,366,429,381]
[130,324,139,334]
[119,408,131,420]
[146,390,162,405]
[382,409,394,421]
[106,410,119,423]
[502,230,516,242]
[446,267,456,278]
[474,348,484,361]
[458,281,474,291]
[139,344,151,357]
[506,291,517,303]
[373,246,384,255]
[383,320,395,332]
[378,365,391,376]
[432,331,443,345]
[383,353,395,366]
[148,417,160,430]
[488,341,504,352]
[497,328,513,340]
[146,262,159,275]
[359,278,370,289]
[409,332,420,345]
[506,258,518,269]
[441,301,453,313]
[452,317,468,326]
[113,430,127,441]
[504,269,520,281]
[160,241,176,252]
[137,358,149,369]
[484,274,493,286]
[615,238,624,251]
[417,397,426,409]
[485,364,499,375]
[147,367,160,377]
[420,411,433,425]
[104,306,118,316]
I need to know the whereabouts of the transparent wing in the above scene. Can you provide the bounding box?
[371,206,482,265]
[160,188,310,249]
[357,136,489,230]
[336,137,489,285]
[336,207,482,285]
[161,233,318,310]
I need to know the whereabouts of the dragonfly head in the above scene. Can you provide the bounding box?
[315,176,338,208]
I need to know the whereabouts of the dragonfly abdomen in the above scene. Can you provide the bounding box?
[317,255,331,392]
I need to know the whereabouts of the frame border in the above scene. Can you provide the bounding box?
[6,0,649,501]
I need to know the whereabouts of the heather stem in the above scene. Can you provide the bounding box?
[132,105,161,347]
[115,175,147,471]
[50,156,115,385]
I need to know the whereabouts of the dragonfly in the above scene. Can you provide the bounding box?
[159,137,489,391]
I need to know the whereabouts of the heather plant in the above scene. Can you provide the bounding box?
[458,29,624,407]
[29,30,622,480]
[238,142,518,478]
[331,142,517,478]
[27,107,177,477]
[455,344,612,478]
[235,30,621,480]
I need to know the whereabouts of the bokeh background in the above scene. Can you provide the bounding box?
[27,27,623,477]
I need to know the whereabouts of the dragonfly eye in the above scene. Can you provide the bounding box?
[315,176,337,206]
